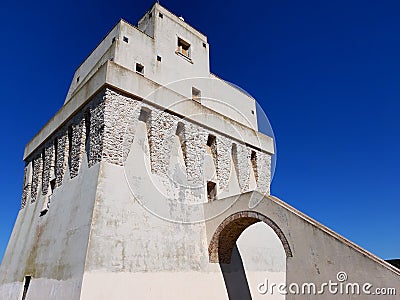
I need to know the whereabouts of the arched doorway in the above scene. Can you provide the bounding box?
[209,211,292,299]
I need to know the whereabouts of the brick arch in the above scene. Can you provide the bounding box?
[208,211,292,263]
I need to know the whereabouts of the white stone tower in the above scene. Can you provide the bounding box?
[1,3,398,300]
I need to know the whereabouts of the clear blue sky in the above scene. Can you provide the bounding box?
[0,0,399,262]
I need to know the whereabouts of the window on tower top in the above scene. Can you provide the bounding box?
[207,181,217,202]
[136,63,144,75]
[177,37,191,58]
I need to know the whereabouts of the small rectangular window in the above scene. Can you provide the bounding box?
[207,181,217,202]
[251,150,258,181]
[206,134,216,148]
[40,205,48,217]
[177,37,191,57]
[176,122,185,137]
[123,36,129,43]
[159,12,163,18]
[157,55,162,62]
[192,87,201,103]
[138,107,151,123]
[136,63,144,75]
[50,178,56,194]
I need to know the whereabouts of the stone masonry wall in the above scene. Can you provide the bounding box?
[21,89,107,208]
[102,89,140,165]
[30,154,43,203]
[69,117,85,178]
[55,131,69,187]
[21,163,32,208]
[215,137,232,191]
[256,151,271,195]
[148,110,178,175]
[235,143,251,192]
[21,88,272,208]
[41,143,54,195]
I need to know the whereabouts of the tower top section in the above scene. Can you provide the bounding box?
[64,2,257,125]
[24,2,274,160]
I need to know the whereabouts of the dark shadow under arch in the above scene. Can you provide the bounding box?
[219,245,252,300]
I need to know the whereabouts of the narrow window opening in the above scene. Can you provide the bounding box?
[203,42,207,48]
[50,178,56,194]
[123,36,129,43]
[149,12,153,18]
[159,12,163,18]
[76,76,80,83]
[206,134,216,148]
[136,63,144,75]
[112,37,116,43]
[40,207,48,217]
[21,275,31,300]
[206,134,217,164]
[251,110,255,115]
[251,150,258,181]
[41,148,46,162]
[49,138,57,188]
[177,37,191,57]
[231,143,237,157]
[138,107,151,123]
[40,176,56,217]
[176,122,185,137]
[207,181,217,202]
[157,55,162,62]
[192,87,201,103]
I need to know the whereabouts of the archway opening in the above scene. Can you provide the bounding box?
[209,211,292,264]
[209,211,291,300]
[218,217,260,264]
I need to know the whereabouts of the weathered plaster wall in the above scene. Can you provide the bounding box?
[0,161,101,299]
[0,91,108,299]
[64,24,119,103]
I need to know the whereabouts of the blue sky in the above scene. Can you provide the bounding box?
[0,0,399,262]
